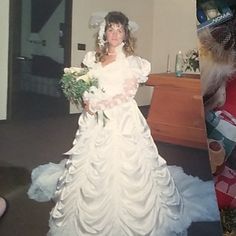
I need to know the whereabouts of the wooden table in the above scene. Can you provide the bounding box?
[146,73,207,149]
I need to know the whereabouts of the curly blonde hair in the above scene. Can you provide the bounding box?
[95,11,136,62]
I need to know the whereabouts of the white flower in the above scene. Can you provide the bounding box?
[77,74,90,82]
[70,67,84,74]
[87,70,95,78]
[64,68,70,73]
[89,86,99,94]
[64,67,84,74]
[82,91,90,101]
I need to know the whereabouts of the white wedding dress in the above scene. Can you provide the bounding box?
[28,45,220,236]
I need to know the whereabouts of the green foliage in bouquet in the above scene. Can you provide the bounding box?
[60,67,98,105]
[60,66,108,126]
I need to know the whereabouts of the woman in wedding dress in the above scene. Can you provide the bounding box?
[28,11,220,236]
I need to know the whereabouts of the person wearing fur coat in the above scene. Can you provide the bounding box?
[198,13,236,111]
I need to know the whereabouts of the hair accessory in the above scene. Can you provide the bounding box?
[89,11,139,48]
[98,20,106,47]
[128,21,139,32]
[89,12,107,28]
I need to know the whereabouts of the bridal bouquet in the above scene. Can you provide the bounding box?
[61,67,98,105]
[60,66,108,125]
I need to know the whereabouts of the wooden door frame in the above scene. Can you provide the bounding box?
[7,0,22,120]
[7,0,73,120]
[64,0,72,68]
[61,0,73,114]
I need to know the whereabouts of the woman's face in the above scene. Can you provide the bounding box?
[105,23,125,48]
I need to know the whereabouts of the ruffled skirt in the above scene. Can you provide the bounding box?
[28,100,220,236]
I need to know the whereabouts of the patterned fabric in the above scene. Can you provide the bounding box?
[214,166,236,208]
[206,111,236,159]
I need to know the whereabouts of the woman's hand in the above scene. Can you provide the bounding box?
[83,101,95,115]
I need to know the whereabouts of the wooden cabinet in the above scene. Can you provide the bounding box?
[146,73,207,149]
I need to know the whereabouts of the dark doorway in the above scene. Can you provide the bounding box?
[7,0,72,121]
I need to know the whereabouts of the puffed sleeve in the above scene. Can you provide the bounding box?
[82,51,96,68]
[127,55,151,83]
[83,54,150,113]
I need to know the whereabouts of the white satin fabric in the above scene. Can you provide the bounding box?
[28,46,220,236]
[82,44,150,113]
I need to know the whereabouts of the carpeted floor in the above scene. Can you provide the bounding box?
[0,107,223,236]
[11,92,69,121]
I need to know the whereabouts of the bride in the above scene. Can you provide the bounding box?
[28,11,220,236]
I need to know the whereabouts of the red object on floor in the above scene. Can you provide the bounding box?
[214,76,236,209]
[214,166,236,208]
[220,76,236,117]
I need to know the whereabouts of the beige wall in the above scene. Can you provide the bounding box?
[0,0,10,120]
[152,0,197,72]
